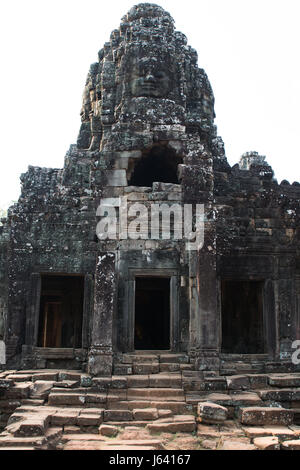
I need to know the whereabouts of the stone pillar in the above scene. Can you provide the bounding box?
[188,223,220,371]
[88,252,116,376]
[183,142,220,370]
[277,278,296,362]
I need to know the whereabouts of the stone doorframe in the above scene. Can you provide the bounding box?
[25,272,93,350]
[217,277,277,359]
[125,268,179,353]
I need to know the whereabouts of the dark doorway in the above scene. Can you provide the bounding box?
[129,146,182,187]
[134,277,170,350]
[38,275,84,348]
[221,280,265,354]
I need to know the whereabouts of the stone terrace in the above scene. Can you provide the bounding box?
[1,363,300,450]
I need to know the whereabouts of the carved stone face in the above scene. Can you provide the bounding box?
[130,61,171,98]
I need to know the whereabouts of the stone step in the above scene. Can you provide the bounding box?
[183,377,227,392]
[281,440,300,450]
[132,408,159,420]
[242,425,296,440]
[49,387,90,394]
[158,363,181,372]
[58,372,82,382]
[32,372,59,382]
[103,410,133,422]
[0,435,46,447]
[146,415,196,434]
[117,400,192,414]
[127,388,185,401]
[6,383,31,399]
[6,374,33,382]
[113,364,133,375]
[48,392,109,406]
[258,388,300,402]
[132,363,160,374]
[29,380,55,399]
[239,407,294,426]
[53,380,79,389]
[14,413,51,437]
[48,393,88,406]
[127,373,182,388]
[148,374,182,388]
[0,446,36,450]
[100,439,164,450]
[159,354,189,364]
[61,433,164,450]
[122,354,159,364]
[8,405,57,415]
[186,392,264,411]
[91,376,131,390]
[104,420,151,427]
[51,410,81,426]
[21,399,45,406]
[269,376,300,388]
[77,412,103,426]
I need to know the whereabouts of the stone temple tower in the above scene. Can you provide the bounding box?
[0,3,299,377]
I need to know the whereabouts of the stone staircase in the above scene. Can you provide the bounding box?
[1,363,300,450]
[114,352,193,375]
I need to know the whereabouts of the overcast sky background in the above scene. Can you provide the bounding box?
[0,0,299,209]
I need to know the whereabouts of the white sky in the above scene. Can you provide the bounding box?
[0,0,299,209]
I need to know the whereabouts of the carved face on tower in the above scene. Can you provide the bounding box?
[130,59,172,98]
[76,3,217,149]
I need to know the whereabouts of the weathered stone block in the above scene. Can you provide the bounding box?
[247,374,269,389]
[253,436,280,450]
[77,413,103,426]
[197,402,228,424]
[48,393,86,406]
[132,408,158,420]
[111,376,127,389]
[92,377,111,390]
[281,440,300,450]
[29,380,55,399]
[51,411,79,426]
[132,363,160,375]
[99,424,119,437]
[15,414,50,437]
[32,372,58,382]
[104,410,133,422]
[268,375,300,388]
[226,375,250,390]
[239,407,294,426]
[147,416,196,434]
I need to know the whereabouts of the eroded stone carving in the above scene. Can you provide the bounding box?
[76,3,217,152]
[130,60,171,98]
